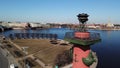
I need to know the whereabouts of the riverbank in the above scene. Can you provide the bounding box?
[88,28,120,31]
[6,39,72,68]
[0,27,12,32]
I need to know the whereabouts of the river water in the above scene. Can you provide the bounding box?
[1,28,120,68]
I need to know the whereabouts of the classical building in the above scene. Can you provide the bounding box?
[106,23,114,27]
[29,23,42,28]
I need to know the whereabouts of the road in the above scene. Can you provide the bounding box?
[0,51,9,68]
[0,35,9,68]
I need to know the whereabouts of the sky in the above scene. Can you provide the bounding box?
[0,0,120,24]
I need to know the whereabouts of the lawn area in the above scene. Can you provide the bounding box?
[12,39,55,54]
[34,45,71,65]
[12,39,72,65]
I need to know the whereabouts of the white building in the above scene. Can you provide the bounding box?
[8,22,28,28]
[0,21,28,28]
[29,23,42,28]
[0,21,9,27]
[106,23,114,27]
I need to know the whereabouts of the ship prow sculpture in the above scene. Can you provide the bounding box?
[64,13,101,68]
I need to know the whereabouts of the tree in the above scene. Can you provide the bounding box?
[9,34,14,40]
[53,34,58,40]
[55,50,72,67]
[21,33,24,39]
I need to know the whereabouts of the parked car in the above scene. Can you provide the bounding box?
[10,64,18,68]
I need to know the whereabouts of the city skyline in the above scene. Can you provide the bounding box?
[0,0,120,24]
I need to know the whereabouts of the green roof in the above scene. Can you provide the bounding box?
[64,38,101,46]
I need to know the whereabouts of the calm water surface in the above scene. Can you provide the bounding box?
[2,28,120,68]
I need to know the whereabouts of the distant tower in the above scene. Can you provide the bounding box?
[65,13,101,68]
[106,17,114,28]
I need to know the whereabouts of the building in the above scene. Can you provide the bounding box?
[8,22,29,29]
[0,21,9,27]
[106,23,114,28]
[29,23,42,28]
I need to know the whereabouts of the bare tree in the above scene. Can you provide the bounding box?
[9,34,14,40]
[55,50,72,67]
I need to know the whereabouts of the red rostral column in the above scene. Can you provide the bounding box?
[73,32,90,68]
[65,13,101,68]
[73,13,90,68]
